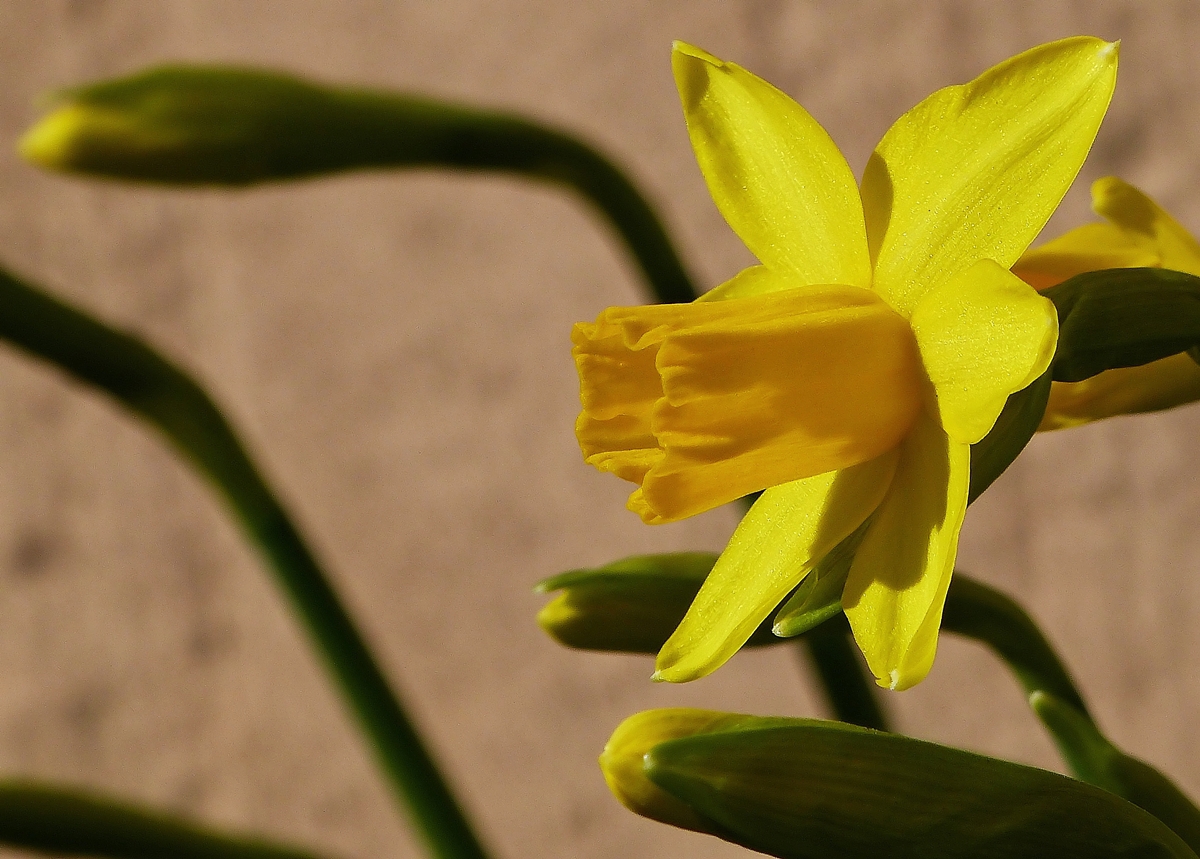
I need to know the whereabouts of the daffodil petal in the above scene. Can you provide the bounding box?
[1091,176,1200,275]
[1040,353,1200,431]
[843,412,970,690]
[1013,222,1157,291]
[697,265,790,302]
[863,37,1118,315]
[654,450,898,682]
[672,42,871,289]
[910,259,1058,444]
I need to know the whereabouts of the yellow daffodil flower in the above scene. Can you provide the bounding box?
[573,39,1117,690]
[1014,176,1200,430]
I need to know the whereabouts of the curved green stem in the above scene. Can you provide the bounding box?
[0,267,490,859]
[942,574,1088,714]
[0,780,326,859]
[796,623,889,732]
[945,573,1200,854]
[326,89,699,304]
[25,67,699,305]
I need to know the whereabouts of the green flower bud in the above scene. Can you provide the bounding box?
[603,707,1195,859]
[598,708,756,836]
[535,553,779,654]
[18,65,543,186]
[20,66,375,183]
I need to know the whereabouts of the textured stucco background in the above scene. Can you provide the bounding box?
[0,3,1198,858]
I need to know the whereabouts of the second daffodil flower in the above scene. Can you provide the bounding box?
[573,38,1117,690]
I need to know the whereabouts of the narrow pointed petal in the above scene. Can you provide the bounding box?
[843,412,970,690]
[1013,222,1157,291]
[1040,353,1200,431]
[672,42,871,288]
[1091,176,1200,274]
[863,37,1118,315]
[911,259,1058,444]
[654,450,898,682]
[697,264,790,302]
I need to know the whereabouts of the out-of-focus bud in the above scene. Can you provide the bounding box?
[536,553,778,654]
[18,65,512,185]
[22,67,359,183]
[608,707,1195,859]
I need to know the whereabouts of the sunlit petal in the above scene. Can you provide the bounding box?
[1039,353,1200,431]
[1091,176,1200,275]
[655,450,898,682]
[672,42,870,288]
[1013,222,1157,291]
[842,412,970,690]
[911,259,1058,443]
[864,37,1118,315]
[698,264,790,302]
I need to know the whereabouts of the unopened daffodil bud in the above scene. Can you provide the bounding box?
[598,708,766,835]
[536,553,779,654]
[19,65,527,186]
[21,66,377,183]
[603,707,1195,859]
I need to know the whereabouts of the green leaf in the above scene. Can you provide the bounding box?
[646,718,1198,859]
[1044,268,1200,383]
[0,780,322,859]
[21,65,696,305]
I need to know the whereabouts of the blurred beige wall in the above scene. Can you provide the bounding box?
[0,2,1198,858]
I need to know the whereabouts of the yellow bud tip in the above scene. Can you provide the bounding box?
[17,105,85,170]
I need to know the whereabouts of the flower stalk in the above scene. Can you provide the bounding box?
[0,266,491,859]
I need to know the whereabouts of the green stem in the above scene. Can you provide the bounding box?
[944,573,1200,854]
[0,780,326,859]
[0,267,490,859]
[942,574,1088,714]
[32,68,700,306]
[797,623,889,731]
[320,89,699,304]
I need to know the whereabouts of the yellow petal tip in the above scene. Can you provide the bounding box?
[887,669,900,691]
[671,40,723,67]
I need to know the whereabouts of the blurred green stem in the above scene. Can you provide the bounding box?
[0,780,326,859]
[326,90,699,304]
[0,267,490,859]
[945,573,1200,853]
[797,623,889,732]
[942,575,1088,714]
[26,67,699,305]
